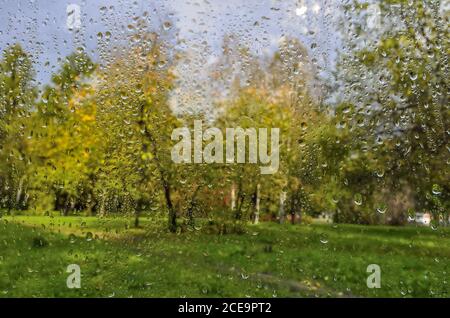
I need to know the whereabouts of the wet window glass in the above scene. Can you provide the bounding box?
[0,0,448,299]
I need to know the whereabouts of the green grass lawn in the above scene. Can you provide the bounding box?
[0,215,448,297]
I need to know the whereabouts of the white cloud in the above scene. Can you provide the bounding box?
[295,6,307,16]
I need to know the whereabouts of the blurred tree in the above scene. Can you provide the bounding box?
[0,44,36,212]
[25,52,99,215]
[215,37,322,224]
[332,0,449,223]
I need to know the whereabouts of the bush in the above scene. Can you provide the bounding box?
[203,219,247,235]
[301,215,313,225]
[32,236,49,248]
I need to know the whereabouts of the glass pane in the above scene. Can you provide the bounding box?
[0,0,448,299]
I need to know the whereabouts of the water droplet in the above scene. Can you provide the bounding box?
[431,184,441,195]
[319,233,329,244]
[376,203,387,214]
[162,21,172,31]
[69,234,76,243]
[353,193,363,206]
[86,232,93,241]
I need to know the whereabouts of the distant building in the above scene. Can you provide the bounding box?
[413,212,431,226]
[316,212,333,224]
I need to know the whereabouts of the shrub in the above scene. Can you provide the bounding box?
[203,219,247,235]
[32,236,49,248]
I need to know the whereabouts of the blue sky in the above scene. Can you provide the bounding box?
[0,0,344,112]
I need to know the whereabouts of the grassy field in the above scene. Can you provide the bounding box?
[0,215,448,298]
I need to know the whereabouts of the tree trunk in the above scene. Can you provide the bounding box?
[86,193,95,216]
[99,190,106,217]
[290,193,296,225]
[288,189,303,224]
[16,175,25,208]
[63,203,69,216]
[163,181,177,232]
[254,183,260,224]
[134,212,140,228]
[235,191,245,220]
[187,185,201,227]
[138,106,177,233]
[231,183,236,211]
[134,198,141,228]
[279,191,286,224]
